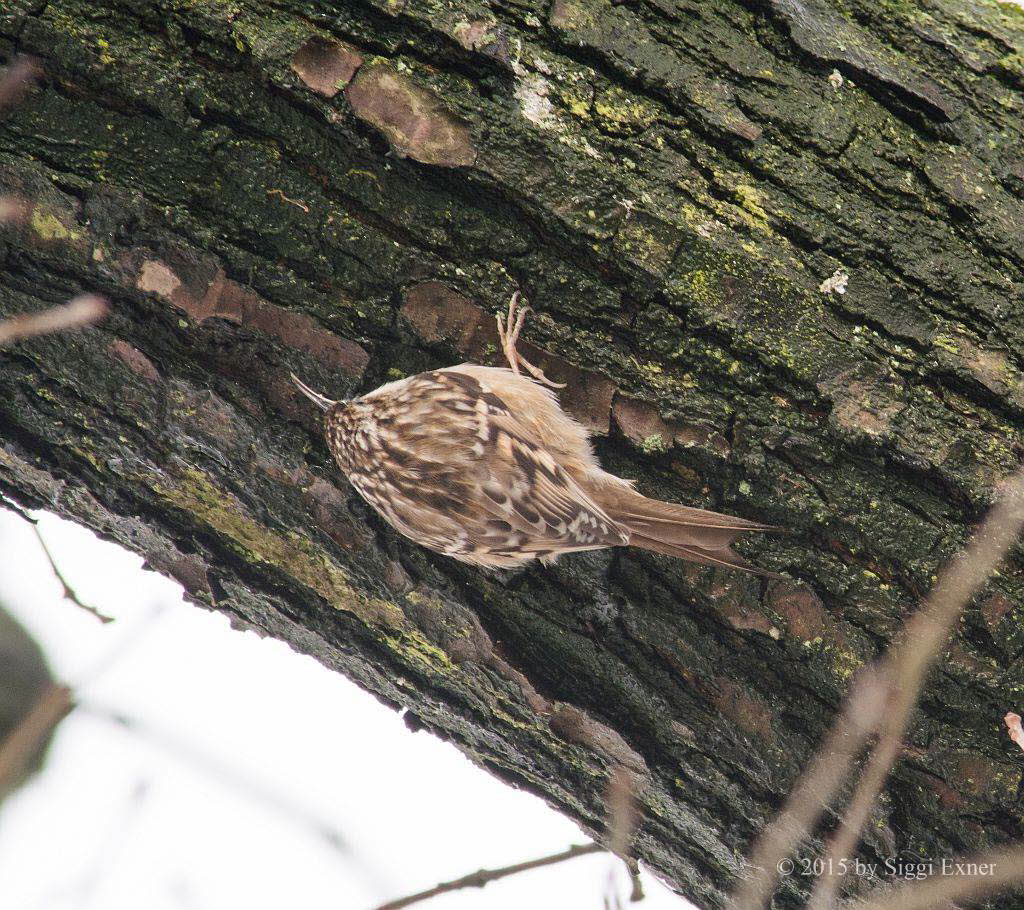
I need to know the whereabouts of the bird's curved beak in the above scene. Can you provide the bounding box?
[290,373,338,411]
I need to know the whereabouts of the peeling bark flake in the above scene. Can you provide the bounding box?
[291,36,363,98]
[345,65,477,167]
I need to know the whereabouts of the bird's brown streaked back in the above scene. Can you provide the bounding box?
[293,293,781,574]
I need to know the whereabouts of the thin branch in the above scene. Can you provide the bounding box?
[0,294,109,347]
[0,66,109,355]
[0,56,41,114]
[731,468,1024,910]
[809,469,1024,909]
[80,703,362,864]
[851,842,1024,910]
[75,779,151,910]
[728,670,889,910]
[72,603,168,687]
[2,510,365,878]
[26,779,150,910]
[266,187,310,212]
[371,842,605,910]
[807,726,901,910]
[606,766,645,903]
[627,870,644,903]
[0,683,74,794]
[32,522,114,624]
[607,766,639,860]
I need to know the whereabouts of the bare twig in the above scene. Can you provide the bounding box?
[729,670,889,910]
[32,522,114,623]
[0,294,109,347]
[267,188,310,212]
[852,842,1024,910]
[26,779,151,910]
[370,842,605,910]
[76,779,151,910]
[72,602,167,687]
[80,704,367,866]
[0,683,74,794]
[606,766,644,903]
[732,468,1024,910]
[0,515,380,890]
[808,470,1024,909]
[0,56,41,114]
[607,766,639,859]
[0,67,109,351]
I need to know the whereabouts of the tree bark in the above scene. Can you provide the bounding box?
[2,0,1024,905]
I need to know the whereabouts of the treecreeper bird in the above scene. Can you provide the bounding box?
[293,293,778,573]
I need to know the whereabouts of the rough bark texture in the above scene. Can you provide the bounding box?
[2,1,1024,906]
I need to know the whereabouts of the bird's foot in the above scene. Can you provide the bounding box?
[496,291,565,389]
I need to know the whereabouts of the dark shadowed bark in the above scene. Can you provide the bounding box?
[2,1,1024,906]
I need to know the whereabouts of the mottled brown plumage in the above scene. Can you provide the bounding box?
[293,294,777,573]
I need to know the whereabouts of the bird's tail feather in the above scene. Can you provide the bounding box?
[593,484,781,576]
[628,533,784,578]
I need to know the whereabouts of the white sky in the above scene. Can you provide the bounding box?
[0,509,688,910]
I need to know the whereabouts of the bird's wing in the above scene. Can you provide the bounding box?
[441,364,599,471]
[432,371,629,559]
[476,414,629,556]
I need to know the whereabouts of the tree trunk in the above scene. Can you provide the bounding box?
[2,0,1024,905]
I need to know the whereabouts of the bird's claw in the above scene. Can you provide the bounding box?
[496,291,566,389]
